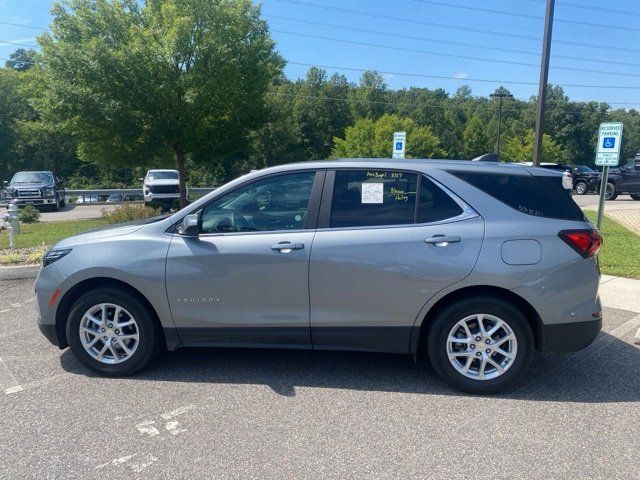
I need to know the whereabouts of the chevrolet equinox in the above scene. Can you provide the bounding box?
[35,159,603,393]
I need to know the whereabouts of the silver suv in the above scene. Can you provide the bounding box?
[35,160,602,393]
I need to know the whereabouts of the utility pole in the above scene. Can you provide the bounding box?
[490,92,513,161]
[533,0,555,166]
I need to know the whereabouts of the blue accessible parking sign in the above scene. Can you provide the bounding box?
[395,141,403,150]
[603,137,615,149]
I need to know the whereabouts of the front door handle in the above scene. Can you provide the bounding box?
[424,235,461,247]
[271,242,305,253]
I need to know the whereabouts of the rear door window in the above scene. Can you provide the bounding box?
[450,171,585,221]
[329,170,465,228]
[330,170,417,228]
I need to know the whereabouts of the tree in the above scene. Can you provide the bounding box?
[462,115,490,158]
[332,114,446,159]
[349,71,388,120]
[35,0,283,207]
[4,48,37,71]
[502,130,564,163]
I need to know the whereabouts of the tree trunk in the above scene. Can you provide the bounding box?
[172,143,187,209]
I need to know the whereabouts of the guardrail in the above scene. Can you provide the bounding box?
[65,187,216,204]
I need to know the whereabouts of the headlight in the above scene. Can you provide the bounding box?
[5,189,14,197]
[43,188,55,197]
[43,248,72,267]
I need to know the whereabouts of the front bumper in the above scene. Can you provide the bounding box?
[38,322,61,347]
[3,198,57,206]
[541,317,602,353]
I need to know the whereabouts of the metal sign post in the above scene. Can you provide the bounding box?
[392,132,406,159]
[594,122,623,231]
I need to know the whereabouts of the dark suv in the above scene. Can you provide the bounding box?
[538,164,600,195]
[2,171,66,211]
[604,159,640,200]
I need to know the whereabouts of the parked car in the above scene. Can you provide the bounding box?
[1,171,65,211]
[534,163,600,195]
[568,165,601,195]
[142,169,183,208]
[106,193,144,203]
[603,159,640,200]
[35,159,602,394]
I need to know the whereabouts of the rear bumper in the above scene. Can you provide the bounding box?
[541,317,602,353]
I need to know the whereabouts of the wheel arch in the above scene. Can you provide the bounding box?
[411,285,544,357]
[54,277,174,350]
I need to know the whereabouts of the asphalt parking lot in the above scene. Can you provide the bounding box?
[1,278,639,479]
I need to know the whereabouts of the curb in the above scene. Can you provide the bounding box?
[0,265,40,281]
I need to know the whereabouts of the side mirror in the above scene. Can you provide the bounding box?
[2,181,7,186]
[178,213,200,236]
[139,177,145,182]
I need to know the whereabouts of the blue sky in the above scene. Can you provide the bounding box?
[2,0,640,108]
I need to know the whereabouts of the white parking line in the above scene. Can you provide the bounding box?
[0,356,23,394]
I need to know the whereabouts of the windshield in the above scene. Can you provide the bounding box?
[11,172,54,184]
[147,171,178,180]
[575,165,596,173]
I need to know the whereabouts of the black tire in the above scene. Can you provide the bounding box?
[631,194,640,201]
[574,181,588,195]
[66,287,161,376]
[605,182,618,201]
[427,296,534,394]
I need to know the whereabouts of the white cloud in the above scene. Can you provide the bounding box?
[453,72,469,79]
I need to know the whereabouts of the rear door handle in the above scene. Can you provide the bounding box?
[424,235,461,246]
[271,242,305,253]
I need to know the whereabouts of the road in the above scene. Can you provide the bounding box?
[0,278,639,479]
[38,204,116,222]
[571,193,633,208]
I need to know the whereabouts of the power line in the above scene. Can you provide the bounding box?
[287,61,640,91]
[272,29,640,79]
[0,21,48,31]
[268,15,640,69]
[412,0,640,33]
[529,0,640,17]
[276,0,640,54]
[0,39,38,48]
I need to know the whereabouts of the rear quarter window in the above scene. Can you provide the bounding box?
[450,171,585,221]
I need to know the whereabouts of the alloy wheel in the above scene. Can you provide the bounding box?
[446,314,517,381]
[79,303,139,364]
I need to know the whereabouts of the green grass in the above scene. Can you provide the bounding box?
[0,218,109,250]
[585,211,640,279]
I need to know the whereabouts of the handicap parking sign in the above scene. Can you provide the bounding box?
[395,141,403,151]
[603,137,615,149]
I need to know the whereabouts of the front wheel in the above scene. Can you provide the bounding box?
[605,182,618,201]
[66,287,161,376]
[575,181,588,195]
[427,296,534,394]
[631,194,640,201]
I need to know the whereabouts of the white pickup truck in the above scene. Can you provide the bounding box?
[142,169,184,208]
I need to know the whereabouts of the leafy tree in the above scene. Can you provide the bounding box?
[462,115,490,159]
[332,114,446,159]
[502,130,564,163]
[34,0,283,206]
[349,71,388,120]
[4,48,37,71]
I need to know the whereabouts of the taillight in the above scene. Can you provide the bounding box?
[559,229,602,257]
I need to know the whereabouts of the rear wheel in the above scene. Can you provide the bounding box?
[605,182,618,201]
[66,287,161,376]
[575,181,588,195]
[427,296,534,394]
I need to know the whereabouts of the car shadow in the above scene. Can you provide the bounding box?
[59,331,640,402]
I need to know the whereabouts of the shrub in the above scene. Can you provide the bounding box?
[102,203,162,224]
[18,205,41,223]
